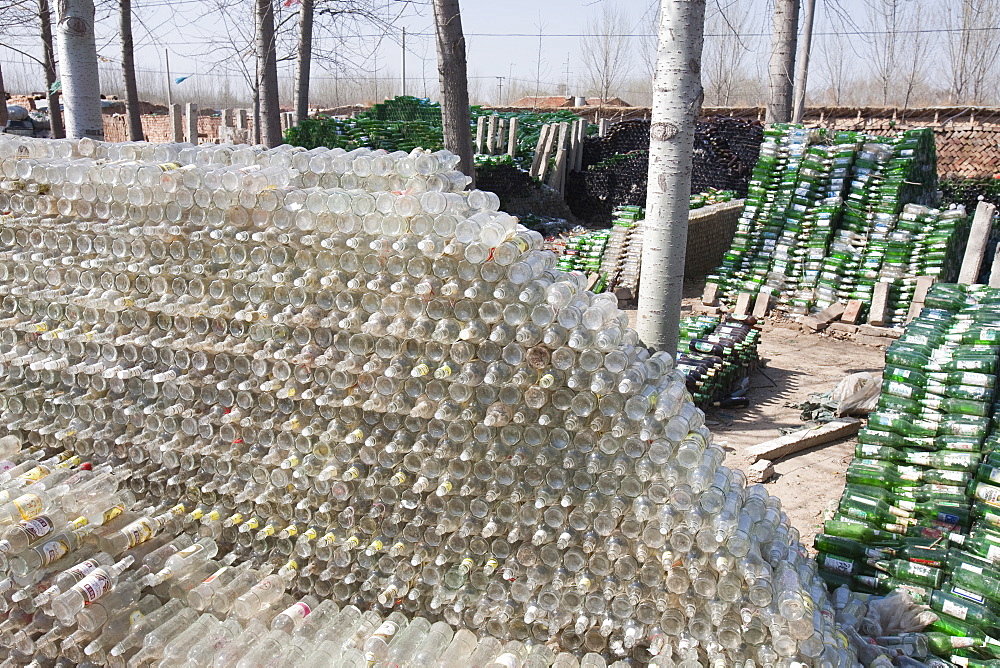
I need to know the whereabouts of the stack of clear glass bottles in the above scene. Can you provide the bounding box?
[0,134,857,666]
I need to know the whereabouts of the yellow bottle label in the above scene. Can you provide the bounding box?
[12,494,43,520]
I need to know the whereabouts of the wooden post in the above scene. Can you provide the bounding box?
[170,103,184,142]
[529,123,551,178]
[548,121,570,194]
[475,116,486,153]
[497,118,507,156]
[507,116,518,158]
[537,124,559,182]
[572,118,586,171]
[486,114,498,154]
[185,102,198,144]
[959,202,997,284]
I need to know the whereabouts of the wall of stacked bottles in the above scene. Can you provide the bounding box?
[676,315,761,408]
[709,125,970,326]
[0,135,860,665]
[564,118,763,225]
[813,283,1000,665]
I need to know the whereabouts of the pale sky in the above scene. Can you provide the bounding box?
[0,0,960,108]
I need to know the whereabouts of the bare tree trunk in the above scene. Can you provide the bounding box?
[0,61,7,128]
[432,0,475,182]
[791,0,815,123]
[766,0,798,123]
[120,0,144,141]
[256,0,282,147]
[638,0,706,352]
[294,0,314,124]
[56,0,105,140]
[38,0,64,139]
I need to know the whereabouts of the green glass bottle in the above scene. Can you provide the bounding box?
[814,534,886,560]
[855,442,906,462]
[905,450,981,471]
[951,563,1000,603]
[894,499,970,528]
[840,493,911,524]
[853,573,931,604]
[822,520,902,545]
[816,551,865,576]
[846,463,919,490]
[978,465,1000,486]
[883,543,948,569]
[951,532,1000,563]
[974,482,1000,509]
[931,590,1000,634]
[869,558,943,588]
[894,484,968,505]
[923,632,980,656]
[930,612,994,640]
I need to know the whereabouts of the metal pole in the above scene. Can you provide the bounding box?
[165,48,172,107]
[402,27,406,96]
[791,0,816,123]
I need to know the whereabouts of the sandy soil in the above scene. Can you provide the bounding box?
[624,283,887,552]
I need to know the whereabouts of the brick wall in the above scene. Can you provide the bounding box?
[7,96,36,110]
[102,114,250,144]
[685,199,742,278]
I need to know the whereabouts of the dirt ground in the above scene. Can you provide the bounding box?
[625,282,888,552]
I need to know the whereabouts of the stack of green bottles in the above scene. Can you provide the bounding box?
[690,188,736,209]
[606,206,646,295]
[675,314,761,406]
[555,229,610,274]
[708,124,963,324]
[815,283,1000,665]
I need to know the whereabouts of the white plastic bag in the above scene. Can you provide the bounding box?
[831,372,881,416]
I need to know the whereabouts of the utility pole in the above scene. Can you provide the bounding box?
[564,54,571,96]
[165,49,172,107]
[638,0,707,352]
[766,0,799,123]
[791,0,816,123]
[496,76,504,105]
[401,27,407,96]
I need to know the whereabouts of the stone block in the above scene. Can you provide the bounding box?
[748,460,775,483]
[815,302,846,324]
[858,324,900,339]
[842,299,864,324]
[868,282,891,327]
[752,292,771,319]
[828,322,859,334]
[734,292,753,317]
[799,316,827,332]
[702,282,720,306]
[856,334,892,348]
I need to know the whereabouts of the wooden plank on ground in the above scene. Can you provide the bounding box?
[745,418,861,464]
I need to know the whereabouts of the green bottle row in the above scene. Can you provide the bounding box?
[817,284,1000,665]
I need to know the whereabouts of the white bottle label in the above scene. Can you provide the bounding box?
[22,515,55,539]
[40,539,69,565]
[73,569,112,603]
[941,598,968,620]
[67,559,101,580]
